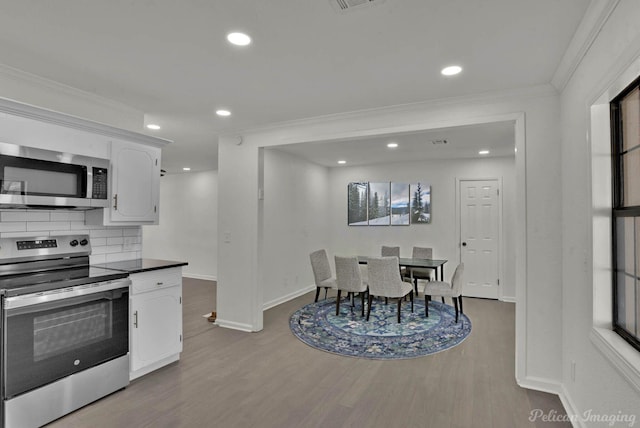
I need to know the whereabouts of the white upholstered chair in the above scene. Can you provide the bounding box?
[381,245,400,257]
[309,249,337,302]
[381,245,405,278]
[366,256,414,323]
[407,246,434,293]
[334,256,368,317]
[423,263,465,323]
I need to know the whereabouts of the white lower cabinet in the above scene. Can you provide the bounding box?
[129,267,183,380]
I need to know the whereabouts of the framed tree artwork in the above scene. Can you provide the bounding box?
[347,182,368,225]
[410,182,431,224]
[367,182,391,225]
[391,182,410,225]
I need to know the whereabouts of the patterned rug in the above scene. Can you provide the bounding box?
[289,296,471,359]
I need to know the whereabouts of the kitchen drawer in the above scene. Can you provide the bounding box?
[130,267,182,295]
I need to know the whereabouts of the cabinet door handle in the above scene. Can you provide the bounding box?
[157,282,163,286]
[133,310,138,328]
[113,193,118,210]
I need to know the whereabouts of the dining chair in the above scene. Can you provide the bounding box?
[408,246,434,294]
[423,263,464,323]
[381,245,400,257]
[366,256,414,323]
[381,245,405,281]
[309,249,337,302]
[334,256,368,317]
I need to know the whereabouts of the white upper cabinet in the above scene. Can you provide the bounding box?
[110,140,161,223]
[86,140,162,225]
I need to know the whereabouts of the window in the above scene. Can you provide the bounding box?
[611,77,640,352]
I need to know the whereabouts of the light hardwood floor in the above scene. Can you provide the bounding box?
[49,278,570,428]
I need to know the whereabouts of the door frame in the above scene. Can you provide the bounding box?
[455,177,505,301]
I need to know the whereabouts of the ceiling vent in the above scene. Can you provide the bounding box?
[330,0,385,13]
[431,139,448,145]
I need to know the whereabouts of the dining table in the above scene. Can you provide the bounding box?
[357,256,448,282]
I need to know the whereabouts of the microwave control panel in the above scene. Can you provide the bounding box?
[92,167,108,199]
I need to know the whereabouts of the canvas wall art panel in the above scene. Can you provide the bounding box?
[410,182,431,224]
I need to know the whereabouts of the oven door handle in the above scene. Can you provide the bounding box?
[3,278,131,312]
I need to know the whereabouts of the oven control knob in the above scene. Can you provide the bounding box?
[80,239,89,246]
[69,239,79,247]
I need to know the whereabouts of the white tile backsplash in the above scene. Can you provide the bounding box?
[0,209,142,264]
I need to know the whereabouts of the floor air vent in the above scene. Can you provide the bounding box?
[330,0,385,13]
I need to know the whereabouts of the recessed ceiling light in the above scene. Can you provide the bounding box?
[479,150,490,155]
[337,160,346,164]
[146,124,160,130]
[183,167,191,171]
[387,142,398,148]
[216,109,231,117]
[441,65,462,76]
[227,32,251,46]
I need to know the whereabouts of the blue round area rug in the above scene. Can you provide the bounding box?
[289,297,472,359]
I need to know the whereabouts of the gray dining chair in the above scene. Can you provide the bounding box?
[334,256,368,317]
[309,249,337,302]
[407,246,434,293]
[381,245,405,279]
[366,256,414,323]
[381,245,400,257]
[423,263,464,323]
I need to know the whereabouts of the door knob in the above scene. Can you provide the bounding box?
[462,242,467,247]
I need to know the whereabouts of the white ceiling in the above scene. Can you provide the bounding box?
[273,120,516,167]
[0,0,589,172]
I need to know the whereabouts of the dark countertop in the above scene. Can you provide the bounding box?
[93,258,188,274]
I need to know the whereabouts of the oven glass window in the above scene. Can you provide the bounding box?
[4,166,78,197]
[34,301,112,362]
[4,288,128,398]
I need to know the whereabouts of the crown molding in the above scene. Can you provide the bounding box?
[0,63,141,115]
[0,95,171,148]
[551,0,620,92]
[227,83,558,138]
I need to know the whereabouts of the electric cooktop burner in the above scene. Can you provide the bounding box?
[0,234,129,297]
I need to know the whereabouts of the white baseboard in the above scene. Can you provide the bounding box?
[516,375,562,395]
[183,273,217,281]
[558,384,587,428]
[501,295,516,303]
[214,318,255,332]
[263,285,316,311]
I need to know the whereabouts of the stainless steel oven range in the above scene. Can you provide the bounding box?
[0,235,130,428]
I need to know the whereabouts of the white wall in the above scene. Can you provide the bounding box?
[261,149,330,307]
[142,170,217,280]
[560,0,640,421]
[328,156,516,300]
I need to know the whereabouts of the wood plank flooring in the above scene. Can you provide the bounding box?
[49,278,569,428]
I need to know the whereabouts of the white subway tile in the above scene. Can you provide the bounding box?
[50,230,91,237]
[89,254,107,265]
[0,222,26,232]
[106,251,139,262]
[123,227,142,237]
[27,222,70,232]
[50,211,85,222]
[0,231,46,238]
[70,221,98,230]
[2,211,50,222]
[107,237,124,245]
[91,237,107,246]
[90,229,123,238]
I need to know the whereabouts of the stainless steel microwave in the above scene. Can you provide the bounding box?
[0,143,109,208]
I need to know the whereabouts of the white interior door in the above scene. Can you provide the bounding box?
[459,179,500,299]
